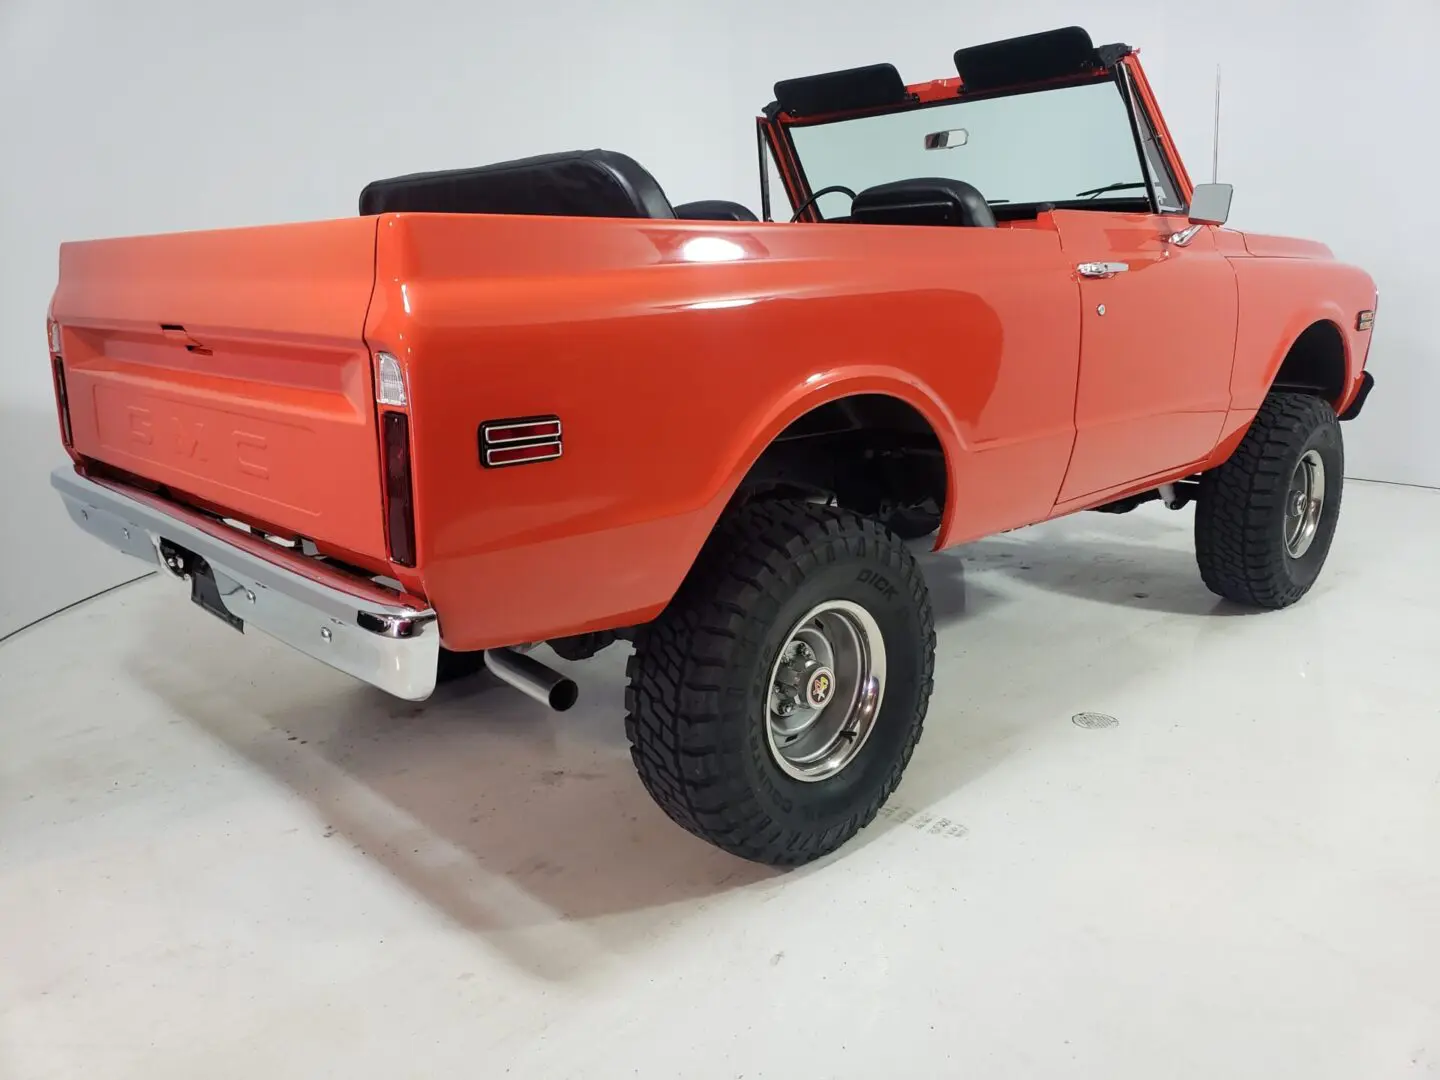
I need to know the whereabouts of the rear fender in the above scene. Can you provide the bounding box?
[704,366,964,545]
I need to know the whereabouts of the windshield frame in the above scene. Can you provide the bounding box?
[764,62,1185,223]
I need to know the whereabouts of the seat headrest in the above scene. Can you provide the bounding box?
[851,178,996,228]
[674,199,760,222]
[359,149,675,219]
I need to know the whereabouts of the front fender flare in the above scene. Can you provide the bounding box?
[1254,302,1354,405]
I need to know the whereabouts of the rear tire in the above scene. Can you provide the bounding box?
[1195,392,1344,609]
[625,500,935,866]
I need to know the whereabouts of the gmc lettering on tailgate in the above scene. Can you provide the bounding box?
[123,405,268,479]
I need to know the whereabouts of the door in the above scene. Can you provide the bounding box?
[1052,209,1238,504]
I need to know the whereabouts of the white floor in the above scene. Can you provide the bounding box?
[2,480,1438,1080]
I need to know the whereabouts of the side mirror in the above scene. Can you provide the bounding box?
[1188,182,1234,226]
[1169,183,1233,246]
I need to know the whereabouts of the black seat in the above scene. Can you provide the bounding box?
[674,199,759,222]
[850,178,996,228]
[359,149,675,219]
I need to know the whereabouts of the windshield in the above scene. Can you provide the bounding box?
[787,80,1172,218]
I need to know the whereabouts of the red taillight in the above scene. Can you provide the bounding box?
[52,355,73,447]
[382,411,416,566]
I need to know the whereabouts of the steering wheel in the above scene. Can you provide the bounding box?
[790,185,857,222]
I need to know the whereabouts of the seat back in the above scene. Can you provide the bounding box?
[359,149,675,219]
[851,178,996,228]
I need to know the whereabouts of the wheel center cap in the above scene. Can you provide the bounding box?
[1291,491,1307,517]
[806,667,836,709]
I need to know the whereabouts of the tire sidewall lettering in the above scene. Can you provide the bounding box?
[855,568,898,602]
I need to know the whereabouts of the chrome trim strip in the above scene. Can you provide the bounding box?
[50,467,439,700]
[484,441,562,468]
[482,418,563,446]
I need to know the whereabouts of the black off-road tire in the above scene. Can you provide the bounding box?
[625,500,935,866]
[1195,392,1344,608]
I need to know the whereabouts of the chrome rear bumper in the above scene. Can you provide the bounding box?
[51,467,439,700]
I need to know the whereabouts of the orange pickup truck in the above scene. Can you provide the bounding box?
[47,27,1376,864]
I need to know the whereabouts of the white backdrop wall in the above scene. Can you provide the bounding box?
[2,0,1434,637]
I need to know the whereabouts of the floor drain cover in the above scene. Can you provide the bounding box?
[1072,711,1118,730]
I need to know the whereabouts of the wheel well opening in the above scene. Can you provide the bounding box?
[1273,321,1347,406]
[735,394,948,526]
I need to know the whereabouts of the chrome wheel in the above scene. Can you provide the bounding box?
[765,600,886,782]
[1284,449,1327,558]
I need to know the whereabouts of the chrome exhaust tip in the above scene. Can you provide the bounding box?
[483,648,578,712]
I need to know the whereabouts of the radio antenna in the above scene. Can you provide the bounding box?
[1211,64,1222,183]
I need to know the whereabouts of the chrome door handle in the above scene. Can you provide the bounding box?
[1077,261,1129,278]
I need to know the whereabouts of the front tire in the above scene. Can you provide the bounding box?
[1195,392,1344,608]
[625,500,935,866]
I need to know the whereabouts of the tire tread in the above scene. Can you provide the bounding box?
[625,500,934,866]
[1195,392,1342,608]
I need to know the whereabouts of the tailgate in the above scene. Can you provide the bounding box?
[51,216,389,563]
